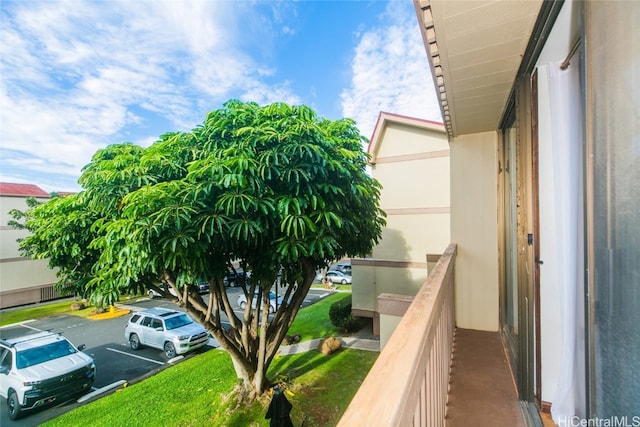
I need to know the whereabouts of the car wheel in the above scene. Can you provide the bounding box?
[341,279,347,284]
[239,301,247,310]
[8,390,22,421]
[148,290,155,299]
[129,333,141,350]
[164,342,177,359]
[269,305,275,314]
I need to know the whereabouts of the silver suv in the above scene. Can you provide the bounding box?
[0,332,95,420]
[124,308,209,358]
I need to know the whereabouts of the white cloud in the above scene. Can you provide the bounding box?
[240,81,302,108]
[0,0,441,193]
[0,0,299,191]
[341,2,442,139]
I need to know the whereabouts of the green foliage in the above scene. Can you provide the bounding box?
[41,346,377,427]
[12,193,104,301]
[267,349,378,426]
[39,292,378,427]
[0,300,88,326]
[329,294,363,332]
[287,292,349,341]
[13,100,386,394]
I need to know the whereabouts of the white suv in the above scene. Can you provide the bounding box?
[0,332,96,420]
[124,308,209,358]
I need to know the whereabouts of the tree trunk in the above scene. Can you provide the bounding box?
[253,292,271,392]
[174,259,318,397]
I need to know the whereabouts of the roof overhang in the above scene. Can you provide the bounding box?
[367,112,445,163]
[414,0,543,138]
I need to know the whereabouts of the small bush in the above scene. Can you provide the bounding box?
[328,295,362,332]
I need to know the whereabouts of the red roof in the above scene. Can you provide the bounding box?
[0,182,50,197]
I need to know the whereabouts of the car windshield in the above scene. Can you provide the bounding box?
[164,314,193,330]
[16,340,77,369]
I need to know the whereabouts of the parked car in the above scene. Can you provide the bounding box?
[334,263,352,275]
[147,286,178,299]
[237,290,283,313]
[326,270,352,284]
[194,280,209,293]
[148,280,210,299]
[224,268,250,287]
[0,332,95,420]
[124,308,209,358]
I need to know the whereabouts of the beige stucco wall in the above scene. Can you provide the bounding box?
[353,117,449,327]
[352,263,430,315]
[450,132,500,332]
[351,263,376,314]
[374,158,450,210]
[379,313,403,349]
[375,122,449,158]
[375,214,450,261]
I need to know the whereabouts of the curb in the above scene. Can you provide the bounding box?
[78,380,127,403]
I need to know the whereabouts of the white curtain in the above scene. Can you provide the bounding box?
[547,56,586,422]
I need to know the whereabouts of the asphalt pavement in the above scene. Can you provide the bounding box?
[0,286,375,426]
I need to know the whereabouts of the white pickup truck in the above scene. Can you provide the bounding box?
[0,332,95,420]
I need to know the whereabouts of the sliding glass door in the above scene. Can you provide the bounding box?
[502,110,520,373]
[501,76,540,417]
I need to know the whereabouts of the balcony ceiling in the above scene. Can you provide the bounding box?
[416,0,543,137]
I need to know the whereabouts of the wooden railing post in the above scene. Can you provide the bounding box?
[338,243,457,427]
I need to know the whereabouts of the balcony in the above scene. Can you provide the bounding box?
[339,243,526,426]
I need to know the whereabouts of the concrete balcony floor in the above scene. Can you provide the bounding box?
[445,328,525,427]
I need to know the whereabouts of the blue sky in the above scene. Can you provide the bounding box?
[1,0,441,192]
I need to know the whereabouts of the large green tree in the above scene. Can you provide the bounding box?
[17,100,385,396]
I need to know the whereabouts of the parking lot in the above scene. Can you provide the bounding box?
[0,286,331,426]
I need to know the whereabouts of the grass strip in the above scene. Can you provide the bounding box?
[40,290,375,426]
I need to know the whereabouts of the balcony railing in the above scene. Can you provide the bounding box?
[338,243,457,427]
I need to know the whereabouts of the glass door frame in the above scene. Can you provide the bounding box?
[500,104,520,379]
[499,74,541,410]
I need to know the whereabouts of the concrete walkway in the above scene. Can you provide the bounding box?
[278,335,380,355]
[116,299,380,355]
[279,315,380,355]
[116,294,381,355]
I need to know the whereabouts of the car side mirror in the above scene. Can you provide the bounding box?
[0,365,9,374]
[78,344,86,351]
[155,327,163,332]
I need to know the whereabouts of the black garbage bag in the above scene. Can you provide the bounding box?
[265,386,293,427]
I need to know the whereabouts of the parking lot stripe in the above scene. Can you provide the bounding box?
[0,319,37,330]
[106,347,164,365]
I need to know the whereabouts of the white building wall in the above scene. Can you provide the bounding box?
[0,195,58,308]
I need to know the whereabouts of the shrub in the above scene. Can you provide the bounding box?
[328,295,363,332]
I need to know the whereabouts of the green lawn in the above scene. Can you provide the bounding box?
[0,299,93,326]
[39,291,377,427]
[0,295,144,326]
